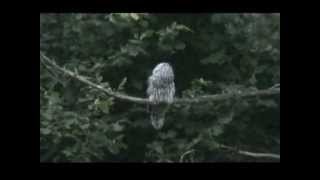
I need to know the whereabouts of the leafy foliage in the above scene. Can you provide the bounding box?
[40,13,280,162]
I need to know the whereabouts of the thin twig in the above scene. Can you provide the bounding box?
[180,149,195,162]
[40,52,280,105]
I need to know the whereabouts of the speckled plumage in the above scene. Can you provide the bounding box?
[147,62,175,129]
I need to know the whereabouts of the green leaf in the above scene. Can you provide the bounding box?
[218,112,234,124]
[95,75,103,82]
[167,130,177,138]
[108,14,120,24]
[159,130,177,139]
[200,52,226,65]
[62,150,73,157]
[258,99,277,108]
[108,145,120,154]
[207,140,219,150]
[65,118,77,129]
[40,128,51,135]
[130,13,140,21]
[175,24,193,32]
[175,42,186,50]
[112,123,124,132]
[129,39,142,44]
[128,48,139,56]
[80,124,90,130]
[119,13,130,19]
[154,146,163,154]
[96,98,114,114]
[212,126,223,136]
[97,101,110,114]
[78,64,87,71]
[48,92,60,104]
[249,74,257,85]
[42,112,53,120]
[41,120,49,126]
[140,30,154,40]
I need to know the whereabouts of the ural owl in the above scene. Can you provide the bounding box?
[147,62,175,130]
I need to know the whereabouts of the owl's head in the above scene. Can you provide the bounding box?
[152,62,174,76]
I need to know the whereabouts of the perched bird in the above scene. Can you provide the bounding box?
[147,62,175,130]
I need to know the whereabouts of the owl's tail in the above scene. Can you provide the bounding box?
[151,112,165,130]
[148,104,166,130]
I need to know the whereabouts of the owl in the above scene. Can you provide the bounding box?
[147,62,175,130]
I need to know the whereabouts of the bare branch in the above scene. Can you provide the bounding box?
[218,144,280,160]
[40,52,280,105]
[175,88,279,104]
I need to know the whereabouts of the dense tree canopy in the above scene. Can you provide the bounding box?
[40,13,280,162]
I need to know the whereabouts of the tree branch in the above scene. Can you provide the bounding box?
[175,88,280,104]
[178,139,280,161]
[218,144,280,160]
[40,52,280,105]
[40,52,149,104]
